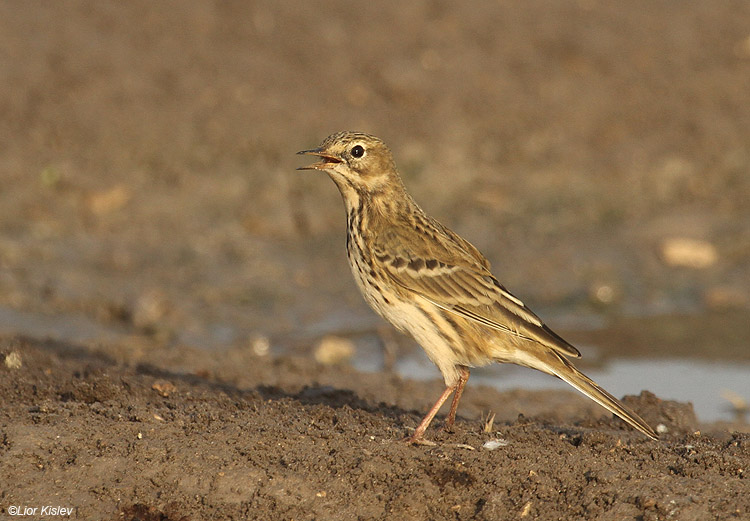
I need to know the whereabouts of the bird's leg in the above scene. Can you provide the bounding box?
[406,382,457,444]
[444,366,470,431]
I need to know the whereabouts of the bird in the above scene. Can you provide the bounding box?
[297,131,658,444]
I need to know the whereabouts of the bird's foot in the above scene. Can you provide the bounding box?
[403,435,437,446]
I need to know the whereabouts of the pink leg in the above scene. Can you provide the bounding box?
[444,366,470,431]
[406,384,456,444]
[406,366,470,444]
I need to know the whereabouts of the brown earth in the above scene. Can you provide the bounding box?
[2,337,748,521]
[1,1,749,347]
[1,1,749,520]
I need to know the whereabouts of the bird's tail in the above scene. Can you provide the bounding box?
[538,352,658,440]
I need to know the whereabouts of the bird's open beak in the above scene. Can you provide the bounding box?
[296,148,342,171]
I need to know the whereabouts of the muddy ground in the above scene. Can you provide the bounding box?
[1,1,749,520]
[2,338,748,521]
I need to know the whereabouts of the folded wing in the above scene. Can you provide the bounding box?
[372,223,581,359]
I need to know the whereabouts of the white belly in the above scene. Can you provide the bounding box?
[349,256,467,387]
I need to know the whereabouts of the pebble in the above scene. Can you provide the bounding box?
[4,351,22,369]
[482,438,509,450]
[660,238,718,269]
[314,335,355,365]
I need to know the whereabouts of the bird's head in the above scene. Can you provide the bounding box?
[297,132,401,197]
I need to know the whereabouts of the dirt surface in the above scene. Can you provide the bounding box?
[1,1,750,520]
[1,1,749,349]
[2,338,748,521]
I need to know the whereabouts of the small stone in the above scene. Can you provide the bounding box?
[251,335,270,356]
[4,351,22,369]
[133,289,170,330]
[660,238,718,269]
[314,335,355,365]
[152,380,177,397]
[482,438,509,450]
[589,281,621,306]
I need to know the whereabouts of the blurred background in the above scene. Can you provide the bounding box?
[1,1,748,421]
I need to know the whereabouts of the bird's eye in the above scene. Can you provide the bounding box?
[350,145,365,158]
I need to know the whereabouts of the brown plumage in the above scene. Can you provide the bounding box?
[298,131,658,443]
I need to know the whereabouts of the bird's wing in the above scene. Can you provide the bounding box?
[371,224,581,358]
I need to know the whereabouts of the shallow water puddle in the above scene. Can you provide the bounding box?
[362,352,749,423]
[3,304,747,422]
[349,310,750,423]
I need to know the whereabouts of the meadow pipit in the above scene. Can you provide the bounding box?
[298,131,658,443]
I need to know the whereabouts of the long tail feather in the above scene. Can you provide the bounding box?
[544,354,658,440]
